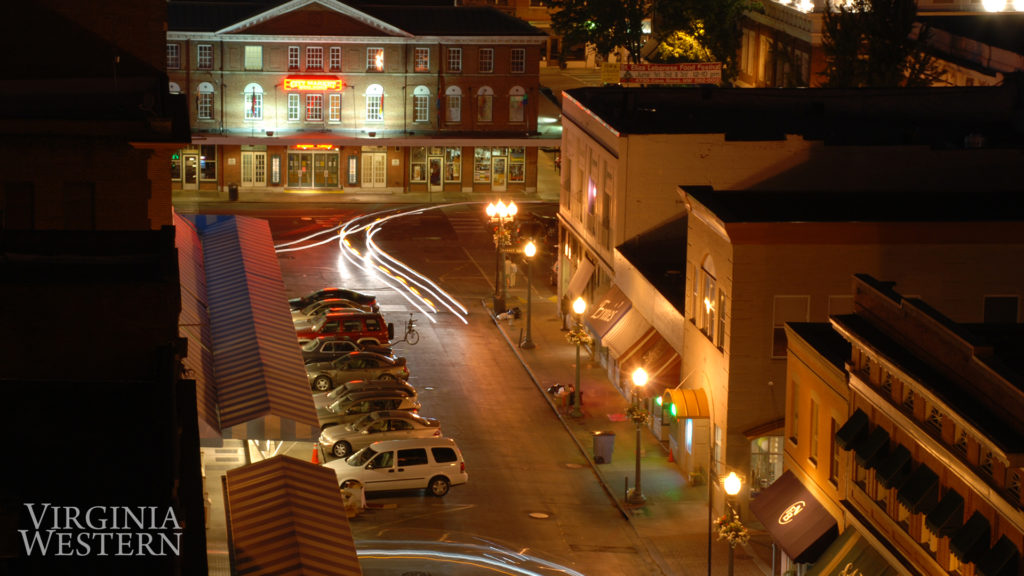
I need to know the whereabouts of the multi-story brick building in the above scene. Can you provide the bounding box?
[779,274,1023,575]
[166,0,549,198]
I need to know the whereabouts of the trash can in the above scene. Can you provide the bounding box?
[592,431,615,464]
[228,183,239,201]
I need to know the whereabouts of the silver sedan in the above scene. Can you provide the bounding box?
[318,410,442,459]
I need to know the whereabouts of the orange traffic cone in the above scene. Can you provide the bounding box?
[667,451,675,463]
[312,446,320,464]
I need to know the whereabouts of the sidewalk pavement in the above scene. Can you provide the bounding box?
[487,289,776,576]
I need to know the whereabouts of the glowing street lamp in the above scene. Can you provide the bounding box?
[521,241,536,349]
[486,200,517,312]
[569,296,587,417]
[626,367,648,505]
[722,472,746,576]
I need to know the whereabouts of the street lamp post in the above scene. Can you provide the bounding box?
[626,367,648,505]
[569,296,587,417]
[485,200,517,313]
[723,472,745,576]
[520,241,536,349]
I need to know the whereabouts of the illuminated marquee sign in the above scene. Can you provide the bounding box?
[778,500,806,525]
[293,144,336,150]
[283,77,344,91]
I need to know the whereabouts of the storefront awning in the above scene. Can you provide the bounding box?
[804,528,902,576]
[619,329,681,394]
[225,455,362,576]
[602,309,652,358]
[951,511,991,564]
[854,426,889,469]
[662,388,709,419]
[876,444,912,490]
[567,258,594,299]
[925,489,964,537]
[203,216,319,440]
[588,284,632,338]
[750,470,838,564]
[977,536,1020,576]
[835,409,868,451]
[896,463,938,514]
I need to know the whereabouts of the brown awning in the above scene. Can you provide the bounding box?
[750,470,838,564]
[225,455,362,576]
[619,329,680,395]
[805,527,902,576]
[588,284,632,338]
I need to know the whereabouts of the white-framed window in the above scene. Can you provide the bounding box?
[244,46,262,71]
[511,48,526,73]
[243,83,263,120]
[288,46,300,70]
[329,47,342,71]
[169,82,181,94]
[479,48,494,73]
[197,82,215,119]
[413,86,430,122]
[477,86,493,122]
[509,86,525,123]
[365,84,383,121]
[167,44,180,69]
[447,47,462,72]
[414,47,430,72]
[328,93,341,122]
[306,93,323,121]
[306,46,323,70]
[445,86,462,122]
[197,44,213,70]
[367,47,384,72]
[809,398,819,466]
[772,295,810,358]
[698,257,717,342]
[287,93,300,121]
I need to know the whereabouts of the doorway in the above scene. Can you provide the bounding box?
[241,152,266,187]
[183,154,200,190]
[362,152,386,188]
[428,156,443,193]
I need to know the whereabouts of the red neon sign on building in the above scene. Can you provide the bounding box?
[284,77,345,91]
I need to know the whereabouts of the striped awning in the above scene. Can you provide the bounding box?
[603,309,651,358]
[203,216,319,440]
[619,329,681,394]
[567,257,594,299]
[225,455,362,576]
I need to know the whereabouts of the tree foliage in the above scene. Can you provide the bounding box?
[548,0,649,64]
[821,0,943,87]
[653,0,761,84]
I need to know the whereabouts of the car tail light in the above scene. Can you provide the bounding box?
[432,430,441,437]
[460,462,465,474]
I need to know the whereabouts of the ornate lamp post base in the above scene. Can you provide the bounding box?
[626,488,647,505]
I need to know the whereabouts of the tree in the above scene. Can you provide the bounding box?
[821,0,943,87]
[548,0,649,64]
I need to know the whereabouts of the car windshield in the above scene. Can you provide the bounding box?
[310,315,327,331]
[351,413,377,430]
[347,446,377,467]
[301,340,319,352]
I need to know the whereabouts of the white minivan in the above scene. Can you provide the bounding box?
[324,437,468,497]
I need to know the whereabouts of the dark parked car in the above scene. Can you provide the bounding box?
[301,337,394,363]
[306,351,410,392]
[289,288,379,312]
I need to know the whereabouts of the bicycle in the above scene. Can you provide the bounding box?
[399,312,420,345]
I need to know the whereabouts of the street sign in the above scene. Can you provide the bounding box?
[619,62,722,85]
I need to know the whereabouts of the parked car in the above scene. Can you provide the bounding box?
[289,288,378,312]
[293,299,372,329]
[319,410,442,458]
[312,378,415,410]
[324,437,468,497]
[300,337,394,364]
[317,390,421,429]
[305,352,410,392]
[296,312,393,347]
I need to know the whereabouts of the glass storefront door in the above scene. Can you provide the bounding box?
[287,152,339,189]
[241,152,266,187]
[428,156,443,192]
[183,154,200,190]
[361,152,386,188]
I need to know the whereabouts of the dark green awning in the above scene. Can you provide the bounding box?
[876,444,911,490]
[951,511,991,564]
[896,463,938,514]
[805,527,901,576]
[977,535,1020,576]
[835,409,868,451]
[854,426,889,469]
[925,489,964,538]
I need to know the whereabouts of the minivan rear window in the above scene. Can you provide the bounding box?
[366,318,381,330]
[397,448,429,466]
[432,447,458,463]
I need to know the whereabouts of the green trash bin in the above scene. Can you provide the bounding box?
[592,431,615,464]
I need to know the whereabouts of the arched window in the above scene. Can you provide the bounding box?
[197,82,215,120]
[365,84,383,122]
[168,82,181,94]
[509,86,526,123]
[243,83,263,121]
[413,85,430,123]
[445,85,462,123]
[476,86,493,122]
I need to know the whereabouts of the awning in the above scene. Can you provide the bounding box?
[603,309,652,358]
[204,216,319,440]
[977,536,1020,576]
[805,527,902,576]
[835,409,868,451]
[567,257,594,298]
[951,511,991,564]
[876,444,912,490]
[854,426,889,469]
[225,455,362,576]
[896,463,938,514]
[662,388,709,419]
[619,329,681,394]
[750,470,838,564]
[588,284,632,338]
[925,489,964,537]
